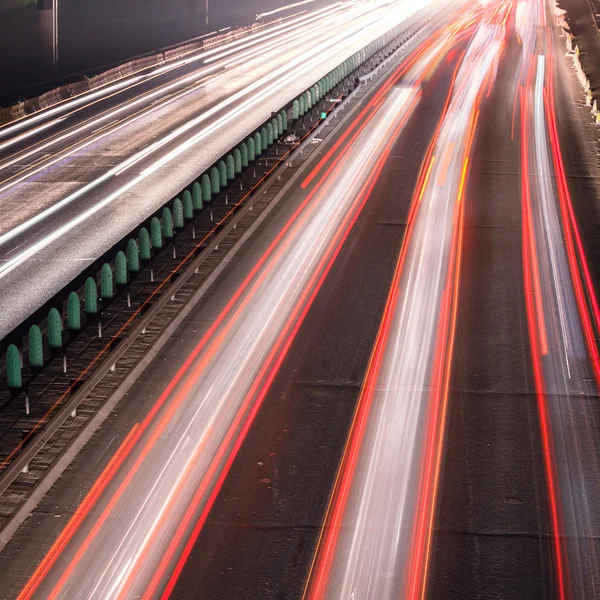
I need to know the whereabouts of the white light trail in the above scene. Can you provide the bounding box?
[0,0,432,279]
[305,12,505,599]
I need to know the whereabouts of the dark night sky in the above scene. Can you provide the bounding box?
[0,0,333,106]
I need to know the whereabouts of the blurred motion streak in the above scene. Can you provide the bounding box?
[303,4,506,599]
[519,0,600,593]
[0,0,433,287]
[18,83,421,600]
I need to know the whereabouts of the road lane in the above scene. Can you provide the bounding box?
[303,4,509,598]
[431,1,600,597]
[0,0,437,340]
[428,13,555,597]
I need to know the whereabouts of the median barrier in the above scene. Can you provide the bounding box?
[218,160,227,189]
[299,95,306,117]
[240,142,249,168]
[226,155,235,181]
[260,126,268,151]
[192,183,203,212]
[234,149,242,175]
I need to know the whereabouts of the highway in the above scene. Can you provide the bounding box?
[0,0,434,340]
[2,0,600,598]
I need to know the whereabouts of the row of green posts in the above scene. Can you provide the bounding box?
[288,27,402,122]
[5,106,288,392]
[5,21,413,392]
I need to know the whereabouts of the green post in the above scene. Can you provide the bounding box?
[201,174,211,205]
[181,190,192,221]
[271,117,278,140]
[173,197,184,229]
[127,239,140,273]
[192,182,202,211]
[240,142,249,168]
[100,264,113,300]
[310,86,317,106]
[299,95,306,116]
[47,307,62,350]
[318,80,323,100]
[305,90,312,110]
[261,127,268,151]
[67,291,81,331]
[292,99,300,121]
[280,108,288,132]
[266,123,274,146]
[162,207,174,240]
[211,166,220,195]
[226,154,235,180]
[248,137,256,162]
[139,227,151,261]
[234,148,242,174]
[29,325,43,368]
[254,131,262,156]
[276,113,283,138]
[218,160,227,188]
[183,191,193,220]
[6,345,22,390]
[85,277,98,315]
[115,251,128,286]
[151,217,163,249]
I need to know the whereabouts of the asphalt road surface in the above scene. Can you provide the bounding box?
[2,0,600,598]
